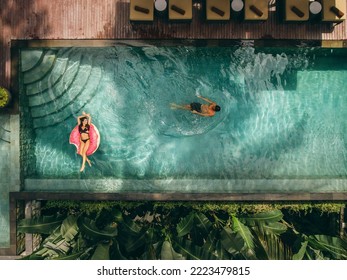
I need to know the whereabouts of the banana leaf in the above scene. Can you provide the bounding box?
[91,242,111,260]
[111,240,127,260]
[118,228,147,254]
[221,226,244,255]
[305,246,327,260]
[161,240,185,260]
[60,216,79,242]
[52,251,85,260]
[307,235,347,259]
[77,216,117,240]
[194,212,212,235]
[140,244,157,260]
[176,212,195,237]
[114,209,123,223]
[120,216,142,236]
[19,254,45,260]
[214,239,232,260]
[254,231,290,260]
[44,239,70,254]
[241,210,284,227]
[173,239,217,260]
[202,229,218,254]
[263,222,287,235]
[17,215,65,234]
[231,216,255,258]
[35,247,60,259]
[293,240,308,260]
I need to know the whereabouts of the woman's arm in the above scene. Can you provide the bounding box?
[77,115,83,125]
[83,112,92,125]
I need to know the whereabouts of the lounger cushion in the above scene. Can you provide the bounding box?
[169,0,193,20]
[245,0,269,20]
[322,0,346,22]
[130,0,154,21]
[284,0,309,21]
[206,0,230,21]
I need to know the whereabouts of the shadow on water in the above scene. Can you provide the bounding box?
[239,112,309,179]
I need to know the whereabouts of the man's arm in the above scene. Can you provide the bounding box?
[197,95,214,104]
[192,110,213,117]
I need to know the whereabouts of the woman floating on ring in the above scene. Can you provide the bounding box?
[77,112,92,172]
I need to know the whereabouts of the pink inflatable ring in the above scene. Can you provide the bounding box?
[69,124,100,156]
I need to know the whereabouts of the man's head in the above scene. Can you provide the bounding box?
[214,105,221,112]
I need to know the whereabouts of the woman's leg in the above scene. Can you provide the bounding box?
[80,141,90,172]
[86,156,92,166]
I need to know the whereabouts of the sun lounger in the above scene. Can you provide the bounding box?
[244,0,269,20]
[168,0,192,20]
[321,0,346,22]
[284,0,309,21]
[130,0,154,21]
[206,0,230,21]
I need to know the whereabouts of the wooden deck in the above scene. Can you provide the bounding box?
[1,0,347,88]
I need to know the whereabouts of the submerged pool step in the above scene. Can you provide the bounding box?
[21,50,44,72]
[30,54,95,118]
[25,48,73,96]
[28,49,82,106]
[32,58,103,128]
[23,51,57,85]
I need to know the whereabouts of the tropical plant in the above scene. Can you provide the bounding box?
[17,202,347,260]
[0,86,11,108]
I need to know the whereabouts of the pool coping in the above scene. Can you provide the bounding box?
[11,38,347,49]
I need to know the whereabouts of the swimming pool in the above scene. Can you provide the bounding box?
[20,43,347,193]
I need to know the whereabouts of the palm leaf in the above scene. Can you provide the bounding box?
[176,212,195,237]
[17,215,65,234]
[77,216,117,240]
[161,240,185,260]
[91,242,111,260]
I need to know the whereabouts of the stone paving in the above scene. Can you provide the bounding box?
[0,114,20,249]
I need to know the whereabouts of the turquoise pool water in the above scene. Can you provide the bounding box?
[20,45,347,192]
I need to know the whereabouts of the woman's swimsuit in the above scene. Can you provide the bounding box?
[190,102,202,113]
[79,126,90,143]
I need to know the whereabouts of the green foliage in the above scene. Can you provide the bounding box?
[19,201,347,260]
[17,214,66,234]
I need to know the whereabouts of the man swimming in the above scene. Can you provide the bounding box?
[170,95,221,117]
